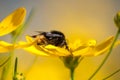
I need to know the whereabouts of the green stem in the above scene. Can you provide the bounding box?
[103,69,120,80]
[2,28,19,80]
[70,68,74,80]
[0,57,10,67]
[88,29,120,80]
[1,67,6,80]
[13,57,18,80]
[2,51,14,80]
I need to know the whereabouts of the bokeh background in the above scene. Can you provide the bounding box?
[0,0,120,80]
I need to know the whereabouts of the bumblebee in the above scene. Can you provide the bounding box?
[32,30,69,50]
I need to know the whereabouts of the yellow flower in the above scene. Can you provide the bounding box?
[0,7,26,36]
[17,36,120,57]
[0,7,26,53]
[14,35,120,70]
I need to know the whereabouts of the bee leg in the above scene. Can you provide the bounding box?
[60,40,69,50]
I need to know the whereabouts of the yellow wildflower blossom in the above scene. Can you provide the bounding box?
[13,35,120,74]
[0,7,26,36]
[17,36,120,57]
[0,7,26,53]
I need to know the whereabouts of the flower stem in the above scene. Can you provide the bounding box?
[0,57,10,67]
[2,51,14,80]
[103,68,120,80]
[88,29,120,80]
[13,57,18,80]
[70,68,74,80]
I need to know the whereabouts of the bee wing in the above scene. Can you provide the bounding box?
[31,31,44,38]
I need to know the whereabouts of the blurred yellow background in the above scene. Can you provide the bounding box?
[0,0,120,80]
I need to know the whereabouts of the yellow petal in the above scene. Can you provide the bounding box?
[72,39,96,56]
[16,41,34,49]
[85,39,96,47]
[17,41,49,56]
[0,7,26,36]
[73,47,94,56]
[45,45,70,56]
[69,40,82,51]
[0,41,14,53]
[15,35,36,49]
[93,36,114,56]
[24,45,49,56]
[77,36,114,56]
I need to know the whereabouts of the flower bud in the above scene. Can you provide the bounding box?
[114,11,120,29]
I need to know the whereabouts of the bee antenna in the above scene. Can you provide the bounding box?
[35,31,44,33]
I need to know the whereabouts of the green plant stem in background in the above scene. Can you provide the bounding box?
[1,67,6,80]
[13,57,18,80]
[103,68,120,80]
[88,29,120,80]
[14,57,18,76]
[1,51,15,80]
[0,57,10,67]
